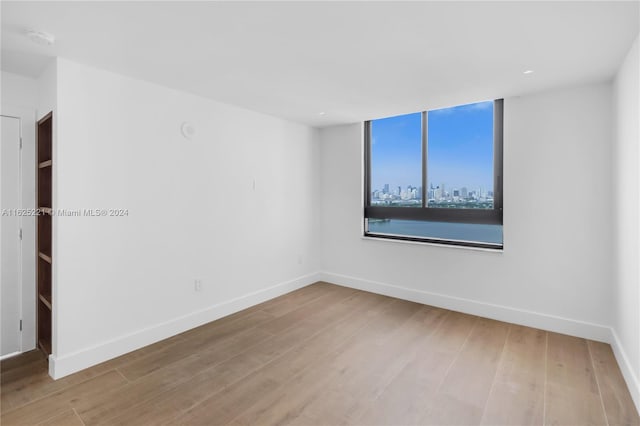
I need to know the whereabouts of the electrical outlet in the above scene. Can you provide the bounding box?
[194,279,202,292]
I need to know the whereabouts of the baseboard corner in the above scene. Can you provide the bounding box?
[609,328,640,415]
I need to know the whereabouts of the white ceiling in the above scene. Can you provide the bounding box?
[2,1,638,127]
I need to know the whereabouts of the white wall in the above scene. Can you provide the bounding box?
[36,60,57,121]
[2,71,37,110]
[50,58,321,377]
[612,34,640,409]
[319,83,613,340]
[1,71,38,353]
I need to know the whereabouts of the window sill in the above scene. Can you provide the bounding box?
[361,234,504,253]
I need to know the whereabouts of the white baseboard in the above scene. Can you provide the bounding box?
[609,328,640,415]
[319,271,611,342]
[0,351,21,361]
[49,271,321,379]
[321,271,640,414]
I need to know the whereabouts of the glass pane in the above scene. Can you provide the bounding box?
[370,112,422,207]
[368,219,502,246]
[427,101,494,209]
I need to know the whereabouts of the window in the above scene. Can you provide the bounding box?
[364,99,503,249]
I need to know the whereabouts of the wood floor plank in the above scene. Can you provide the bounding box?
[249,292,396,386]
[174,366,282,425]
[117,311,275,382]
[1,359,122,414]
[356,310,477,426]
[38,408,85,426]
[105,349,266,426]
[180,293,399,426]
[1,356,49,385]
[480,325,546,426]
[174,310,275,345]
[1,371,127,426]
[74,327,274,425]
[175,308,273,345]
[74,355,202,425]
[81,333,185,373]
[1,350,45,373]
[420,317,509,425]
[97,336,259,423]
[296,305,449,425]
[225,359,333,426]
[257,282,335,317]
[545,332,607,426]
[257,284,356,334]
[588,340,640,426]
[226,299,426,426]
[0,362,52,410]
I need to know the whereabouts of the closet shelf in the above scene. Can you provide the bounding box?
[39,294,52,310]
[38,252,52,264]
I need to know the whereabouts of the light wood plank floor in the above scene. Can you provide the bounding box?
[1,282,638,425]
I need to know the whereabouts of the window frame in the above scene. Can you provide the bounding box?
[363,99,504,249]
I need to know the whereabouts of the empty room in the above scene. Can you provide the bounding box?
[1,1,639,425]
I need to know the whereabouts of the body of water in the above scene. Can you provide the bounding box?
[367,219,503,245]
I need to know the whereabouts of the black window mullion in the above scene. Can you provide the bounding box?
[422,111,427,208]
[365,206,502,225]
[493,99,504,212]
[364,121,372,208]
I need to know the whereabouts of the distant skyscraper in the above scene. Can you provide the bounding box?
[383,184,389,194]
[461,187,468,198]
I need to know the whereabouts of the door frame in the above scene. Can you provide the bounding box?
[1,106,37,357]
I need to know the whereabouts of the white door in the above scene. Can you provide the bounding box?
[1,115,22,357]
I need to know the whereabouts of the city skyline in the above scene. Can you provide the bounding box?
[371,181,493,197]
[371,181,494,207]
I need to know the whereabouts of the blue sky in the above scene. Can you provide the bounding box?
[371,101,494,192]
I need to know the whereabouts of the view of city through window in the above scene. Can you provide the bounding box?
[370,101,494,209]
